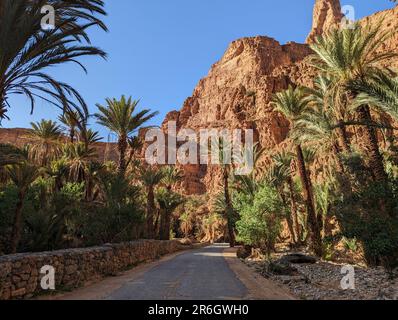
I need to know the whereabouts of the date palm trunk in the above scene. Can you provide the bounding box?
[296,145,323,256]
[223,168,236,247]
[357,105,392,215]
[159,209,171,240]
[287,177,300,243]
[118,134,127,176]
[10,191,25,254]
[146,186,156,239]
[280,189,297,244]
[357,105,389,183]
[336,120,351,153]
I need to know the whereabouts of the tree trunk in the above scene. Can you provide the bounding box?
[336,120,351,153]
[223,168,236,247]
[10,191,25,254]
[280,189,297,244]
[118,134,127,176]
[70,127,75,144]
[146,186,155,239]
[357,105,388,183]
[159,208,171,240]
[333,144,345,173]
[287,177,300,243]
[296,145,323,256]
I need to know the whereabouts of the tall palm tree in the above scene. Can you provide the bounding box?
[309,22,397,183]
[7,162,40,253]
[95,96,158,175]
[139,166,165,239]
[272,86,323,256]
[156,166,184,240]
[272,151,301,244]
[0,0,107,120]
[26,119,62,166]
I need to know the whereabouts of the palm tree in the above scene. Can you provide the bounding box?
[95,96,158,175]
[157,188,184,240]
[78,127,102,152]
[156,166,184,239]
[7,163,40,253]
[58,110,84,143]
[0,0,107,120]
[218,138,238,247]
[309,22,397,183]
[272,151,301,244]
[126,136,143,168]
[63,142,97,183]
[26,120,62,166]
[272,86,323,256]
[349,71,398,122]
[0,144,27,183]
[139,166,165,239]
[162,166,183,190]
[304,75,351,153]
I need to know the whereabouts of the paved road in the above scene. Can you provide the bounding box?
[106,244,248,300]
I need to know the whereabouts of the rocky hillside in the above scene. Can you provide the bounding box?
[0,128,118,162]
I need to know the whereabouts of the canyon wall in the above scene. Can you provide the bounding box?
[161,1,398,197]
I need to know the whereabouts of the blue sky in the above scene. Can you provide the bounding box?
[4,0,396,142]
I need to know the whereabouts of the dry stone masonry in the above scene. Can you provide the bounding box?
[0,240,193,300]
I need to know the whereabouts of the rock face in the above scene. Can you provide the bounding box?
[306,0,343,43]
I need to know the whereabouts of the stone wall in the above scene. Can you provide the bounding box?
[0,240,194,300]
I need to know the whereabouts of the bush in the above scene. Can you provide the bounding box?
[234,183,283,256]
[336,181,398,268]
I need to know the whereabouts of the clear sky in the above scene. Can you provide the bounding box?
[3,0,396,142]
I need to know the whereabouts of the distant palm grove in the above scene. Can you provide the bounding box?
[1,1,398,270]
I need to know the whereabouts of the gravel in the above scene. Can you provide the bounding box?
[244,258,398,300]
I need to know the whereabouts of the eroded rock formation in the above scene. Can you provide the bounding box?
[306,0,343,43]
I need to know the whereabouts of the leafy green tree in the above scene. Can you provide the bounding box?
[235,183,283,257]
[95,96,158,175]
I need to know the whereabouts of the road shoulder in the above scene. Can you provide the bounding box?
[223,247,296,300]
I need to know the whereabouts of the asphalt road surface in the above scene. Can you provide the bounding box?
[106,244,247,300]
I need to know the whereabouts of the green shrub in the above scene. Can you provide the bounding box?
[234,183,283,256]
[336,181,398,268]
